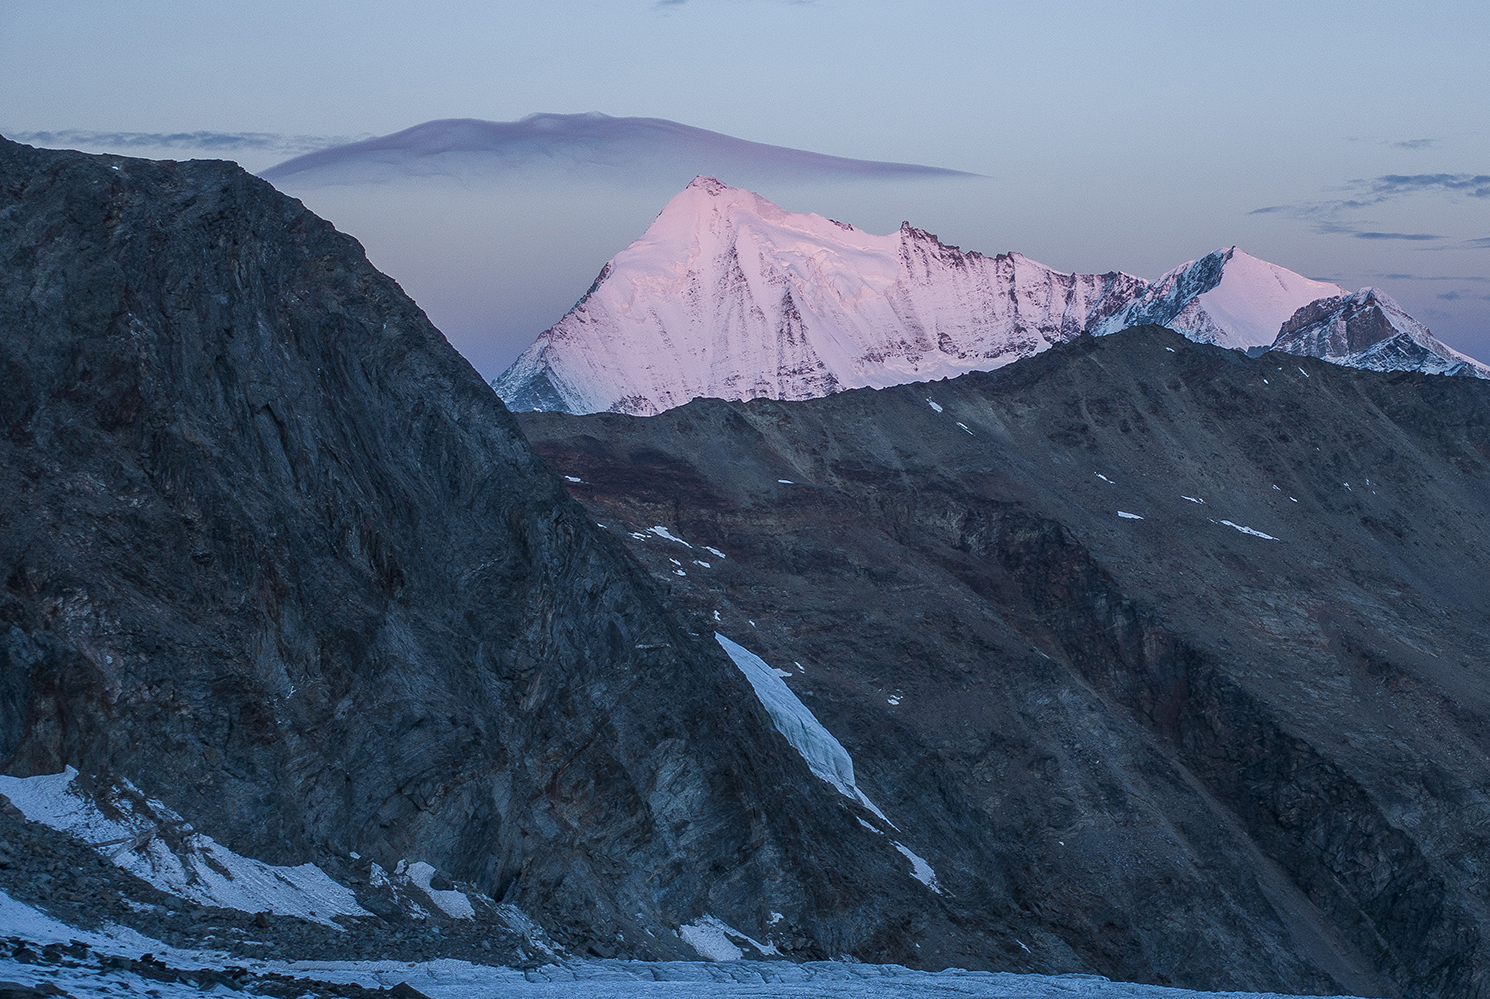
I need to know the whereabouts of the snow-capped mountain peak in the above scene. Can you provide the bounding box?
[495,177,1146,415]
[1091,247,1346,350]
[1271,287,1490,378]
[495,182,1490,416]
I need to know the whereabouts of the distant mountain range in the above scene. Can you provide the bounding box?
[495,178,1489,416]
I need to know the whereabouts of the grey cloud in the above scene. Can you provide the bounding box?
[1353,230,1444,241]
[1294,217,1443,241]
[1470,237,1490,248]
[1389,138,1437,149]
[1361,174,1490,199]
[1248,200,1373,219]
[260,114,977,185]
[1252,172,1488,244]
[1375,272,1490,282]
[1253,174,1489,220]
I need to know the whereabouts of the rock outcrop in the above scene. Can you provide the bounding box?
[520,327,1490,997]
[1271,287,1490,378]
[0,137,960,963]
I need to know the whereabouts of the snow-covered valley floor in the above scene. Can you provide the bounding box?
[0,886,1357,999]
[0,953,1361,999]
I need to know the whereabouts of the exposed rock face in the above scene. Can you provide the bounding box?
[494,177,1146,415]
[520,327,1490,998]
[1272,287,1490,378]
[0,137,968,962]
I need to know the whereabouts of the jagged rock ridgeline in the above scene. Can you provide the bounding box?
[495,181,1487,416]
[0,137,980,964]
[519,328,1490,997]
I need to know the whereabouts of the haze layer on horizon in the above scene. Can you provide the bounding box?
[3,0,1487,378]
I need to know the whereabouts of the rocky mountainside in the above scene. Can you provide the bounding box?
[495,189,1486,417]
[0,137,990,967]
[493,177,1147,415]
[1271,287,1490,378]
[520,327,1490,998]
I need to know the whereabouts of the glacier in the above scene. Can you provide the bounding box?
[0,885,1365,999]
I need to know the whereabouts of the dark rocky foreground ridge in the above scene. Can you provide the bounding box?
[520,330,1490,999]
[0,137,971,965]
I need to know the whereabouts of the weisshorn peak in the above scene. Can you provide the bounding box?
[494,177,1146,415]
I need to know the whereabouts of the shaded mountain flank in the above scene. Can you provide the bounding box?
[519,328,1490,999]
[0,138,995,967]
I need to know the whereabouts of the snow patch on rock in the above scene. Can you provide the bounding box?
[715,633,893,831]
[678,915,779,961]
[716,634,858,796]
[402,861,475,919]
[0,768,367,928]
[1220,520,1279,541]
[893,842,943,895]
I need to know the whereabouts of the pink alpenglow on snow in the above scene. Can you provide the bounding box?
[494,176,1145,415]
[494,181,1490,417]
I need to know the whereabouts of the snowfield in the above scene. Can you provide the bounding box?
[1091,248,1343,351]
[0,887,1363,999]
[0,886,1364,999]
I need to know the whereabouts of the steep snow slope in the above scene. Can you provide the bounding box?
[494,177,1145,415]
[1271,288,1490,378]
[1090,247,1346,350]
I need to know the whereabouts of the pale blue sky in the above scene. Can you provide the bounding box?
[4,1,1488,370]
